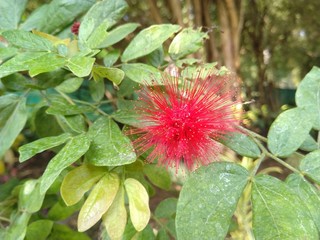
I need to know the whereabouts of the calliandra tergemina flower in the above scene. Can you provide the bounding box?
[131,72,241,170]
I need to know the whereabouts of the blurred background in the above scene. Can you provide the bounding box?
[127,0,320,133]
[23,0,320,133]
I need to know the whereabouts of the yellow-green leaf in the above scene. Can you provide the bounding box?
[66,56,95,77]
[124,178,150,232]
[102,186,127,240]
[61,164,106,206]
[78,172,120,232]
[92,65,124,85]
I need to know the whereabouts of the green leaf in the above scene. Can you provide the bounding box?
[300,135,318,152]
[86,19,110,49]
[46,174,65,195]
[86,117,136,166]
[296,66,320,130]
[111,108,140,127]
[21,0,94,34]
[221,132,261,158]
[78,172,119,232]
[1,73,30,91]
[34,106,64,137]
[121,24,181,62]
[89,78,105,102]
[176,162,249,240]
[102,186,127,240]
[267,107,313,157]
[46,96,93,115]
[40,133,91,194]
[286,173,320,233]
[5,211,31,240]
[48,200,83,221]
[117,77,140,97]
[122,63,161,84]
[79,0,128,41]
[28,53,66,77]
[19,133,72,162]
[99,23,140,48]
[47,224,90,240]
[26,220,53,240]
[19,5,49,31]
[252,175,318,239]
[55,77,84,93]
[122,219,138,240]
[180,62,219,79]
[66,56,95,77]
[60,114,87,134]
[0,95,27,157]
[124,178,150,232]
[154,198,177,219]
[134,225,155,240]
[0,0,28,29]
[143,164,171,190]
[19,179,45,213]
[61,164,106,206]
[0,52,45,78]
[103,49,120,67]
[168,28,208,60]
[166,219,177,237]
[27,69,67,90]
[156,229,170,240]
[299,150,320,184]
[146,47,164,68]
[0,46,18,62]
[0,52,65,78]
[92,65,125,85]
[0,177,19,201]
[2,30,53,51]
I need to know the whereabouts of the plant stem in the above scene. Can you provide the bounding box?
[250,153,265,177]
[73,99,115,106]
[264,151,301,174]
[56,89,75,105]
[239,125,302,175]
[0,216,10,223]
[256,137,301,174]
[151,214,176,239]
[237,125,267,142]
[56,89,109,117]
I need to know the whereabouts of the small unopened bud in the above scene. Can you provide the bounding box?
[71,21,80,35]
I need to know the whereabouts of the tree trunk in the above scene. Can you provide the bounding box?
[215,0,243,73]
[147,0,163,24]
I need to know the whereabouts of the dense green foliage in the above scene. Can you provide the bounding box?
[0,0,320,240]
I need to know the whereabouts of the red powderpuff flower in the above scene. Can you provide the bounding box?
[71,21,80,35]
[132,72,241,170]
